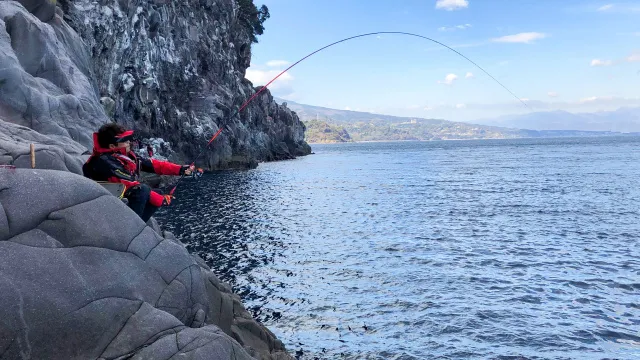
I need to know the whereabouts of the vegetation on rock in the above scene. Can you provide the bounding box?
[303,120,352,143]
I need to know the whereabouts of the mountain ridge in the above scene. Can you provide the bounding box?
[275,98,637,143]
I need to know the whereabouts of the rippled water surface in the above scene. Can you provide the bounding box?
[156,137,640,359]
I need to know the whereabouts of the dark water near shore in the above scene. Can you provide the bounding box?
[156,137,640,359]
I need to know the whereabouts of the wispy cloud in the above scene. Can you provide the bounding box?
[456,103,467,109]
[590,59,613,66]
[465,72,474,79]
[627,53,640,62]
[266,60,290,67]
[589,52,639,66]
[597,4,614,11]
[435,0,469,11]
[498,60,509,66]
[438,24,472,32]
[548,92,558,98]
[579,95,615,104]
[491,32,547,44]
[438,73,458,85]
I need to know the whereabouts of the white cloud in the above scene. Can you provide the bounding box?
[344,106,352,111]
[438,73,458,85]
[245,68,294,91]
[491,32,547,44]
[423,106,433,111]
[435,0,468,11]
[456,103,467,109]
[498,60,509,66]
[598,4,614,11]
[266,60,290,67]
[627,53,640,62]
[578,95,615,104]
[548,92,558,98]
[465,72,474,79]
[590,59,613,66]
[438,24,472,32]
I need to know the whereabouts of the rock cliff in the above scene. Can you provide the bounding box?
[0,0,310,172]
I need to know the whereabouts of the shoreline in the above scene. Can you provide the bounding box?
[306,133,640,145]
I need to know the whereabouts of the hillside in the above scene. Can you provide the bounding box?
[303,120,352,143]
[278,98,523,141]
[278,98,634,141]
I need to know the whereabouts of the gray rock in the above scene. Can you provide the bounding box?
[13,0,55,22]
[1,0,310,173]
[0,119,88,174]
[0,169,291,359]
[0,1,107,171]
[64,0,311,169]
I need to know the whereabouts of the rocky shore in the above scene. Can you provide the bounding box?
[0,0,307,358]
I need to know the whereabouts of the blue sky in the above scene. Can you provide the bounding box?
[246,0,640,121]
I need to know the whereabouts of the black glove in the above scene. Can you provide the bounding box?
[179,165,195,176]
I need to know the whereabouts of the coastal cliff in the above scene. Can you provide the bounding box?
[0,0,303,358]
[0,0,310,171]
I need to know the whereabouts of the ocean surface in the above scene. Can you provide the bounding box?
[156,137,640,360]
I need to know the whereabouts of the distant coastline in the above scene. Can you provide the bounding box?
[307,132,640,145]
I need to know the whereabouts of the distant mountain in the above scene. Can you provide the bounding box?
[275,98,451,125]
[473,107,640,133]
[275,98,527,141]
[274,98,636,142]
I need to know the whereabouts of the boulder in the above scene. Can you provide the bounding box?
[0,168,291,359]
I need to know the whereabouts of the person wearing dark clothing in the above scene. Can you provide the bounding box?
[147,144,154,158]
[83,123,194,222]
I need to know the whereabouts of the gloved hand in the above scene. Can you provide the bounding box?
[162,194,174,206]
[180,165,196,176]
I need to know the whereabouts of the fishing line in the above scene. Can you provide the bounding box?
[169,31,530,196]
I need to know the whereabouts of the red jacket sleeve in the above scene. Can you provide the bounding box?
[150,159,183,176]
[149,190,166,207]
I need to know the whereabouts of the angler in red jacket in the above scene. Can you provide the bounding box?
[83,123,194,222]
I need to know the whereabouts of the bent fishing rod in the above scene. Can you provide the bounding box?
[169,31,531,196]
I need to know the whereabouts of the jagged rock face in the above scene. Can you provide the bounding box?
[0,168,293,359]
[0,0,309,172]
[62,0,310,168]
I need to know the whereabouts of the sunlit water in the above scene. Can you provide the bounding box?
[156,137,640,359]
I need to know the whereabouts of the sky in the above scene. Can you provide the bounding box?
[246,0,640,122]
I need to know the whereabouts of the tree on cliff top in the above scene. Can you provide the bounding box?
[237,0,270,43]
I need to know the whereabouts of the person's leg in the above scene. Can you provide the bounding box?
[124,184,151,219]
[140,203,160,222]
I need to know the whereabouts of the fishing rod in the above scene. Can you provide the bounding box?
[169,31,530,196]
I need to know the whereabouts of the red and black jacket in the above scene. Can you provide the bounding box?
[83,133,184,207]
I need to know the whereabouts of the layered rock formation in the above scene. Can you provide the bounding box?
[0,0,310,172]
[0,168,292,359]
